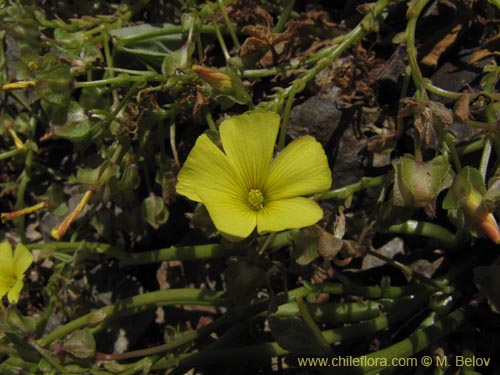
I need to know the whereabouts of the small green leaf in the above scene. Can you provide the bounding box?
[3,306,36,339]
[393,155,453,216]
[74,161,120,189]
[141,194,169,229]
[35,60,72,107]
[59,329,96,359]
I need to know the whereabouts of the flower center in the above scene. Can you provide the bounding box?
[248,189,264,210]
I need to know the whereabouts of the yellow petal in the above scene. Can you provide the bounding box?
[0,241,14,276]
[176,134,245,202]
[198,188,257,240]
[13,243,33,277]
[257,197,324,234]
[220,111,280,190]
[0,286,9,300]
[264,136,332,200]
[7,279,24,304]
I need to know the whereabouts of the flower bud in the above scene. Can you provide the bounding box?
[192,65,233,93]
[460,186,500,244]
[1,201,47,223]
[51,189,94,240]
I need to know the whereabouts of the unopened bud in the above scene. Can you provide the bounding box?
[1,201,47,223]
[51,189,94,240]
[461,186,500,244]
[192,65,232,93]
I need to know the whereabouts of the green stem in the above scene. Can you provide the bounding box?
[308,281,432,299]
[277,84,298,150]
[37,289,226,347]
[211,15,231,62]
[150,293,430,371]
[405,0,430,97]
[315,174,388,201]
[103,31,114,79]
[0,148,21,161]
[304,36,345,65]
[397,65,412,133]
[217,0,240,49]
[435,122,462,172]
[74,74,163,88]
[118,230,293,266]
[273,298,415,324]
[98,287,311,365]
[25,231,293,266]
[273,0,295,33]
[387,220,458,248]
[113,24,221,46]
[351,308,467,375]
[479,78,499,181]
[296,294,332,351]
[110,81,140,119]
[457,138,484,155]
[421,80,500,101]
[30,340,71,375]
[466,119,499,131]
[15,118,36,242]
[97,331,198,361]
[0,30,7,84]
[204,109,217,131]
[479,137,492,182]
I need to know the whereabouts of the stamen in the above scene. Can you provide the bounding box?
[248,189,264,210]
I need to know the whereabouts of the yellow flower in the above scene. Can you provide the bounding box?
[176,111,332,240]
[0,241,33,304]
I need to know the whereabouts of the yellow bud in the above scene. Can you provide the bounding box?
[192,65,232,92]
[51,189,94,240]
[7,126,26,153]
[462,187,500,244]
[0,80,36,91]
[1,201,47,223]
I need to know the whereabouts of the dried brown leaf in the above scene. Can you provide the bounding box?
[453,92,471,122]
[421,23,463,67]
[470,35,500,64]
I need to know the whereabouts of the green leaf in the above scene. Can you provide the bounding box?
[60,329,96,360]
[53,28,85,47]
[290,226,342,265]
[79,86,110,111]
[0,357,39,375]
[141,194,169,229]
[3,306,36,339]
[74,161,120,189]
[53,120,93,143]
[117,166,140,201]
[161,42,193,76]
[35,59,72,107]
[393,155,453,216]
[443,167,494,239]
